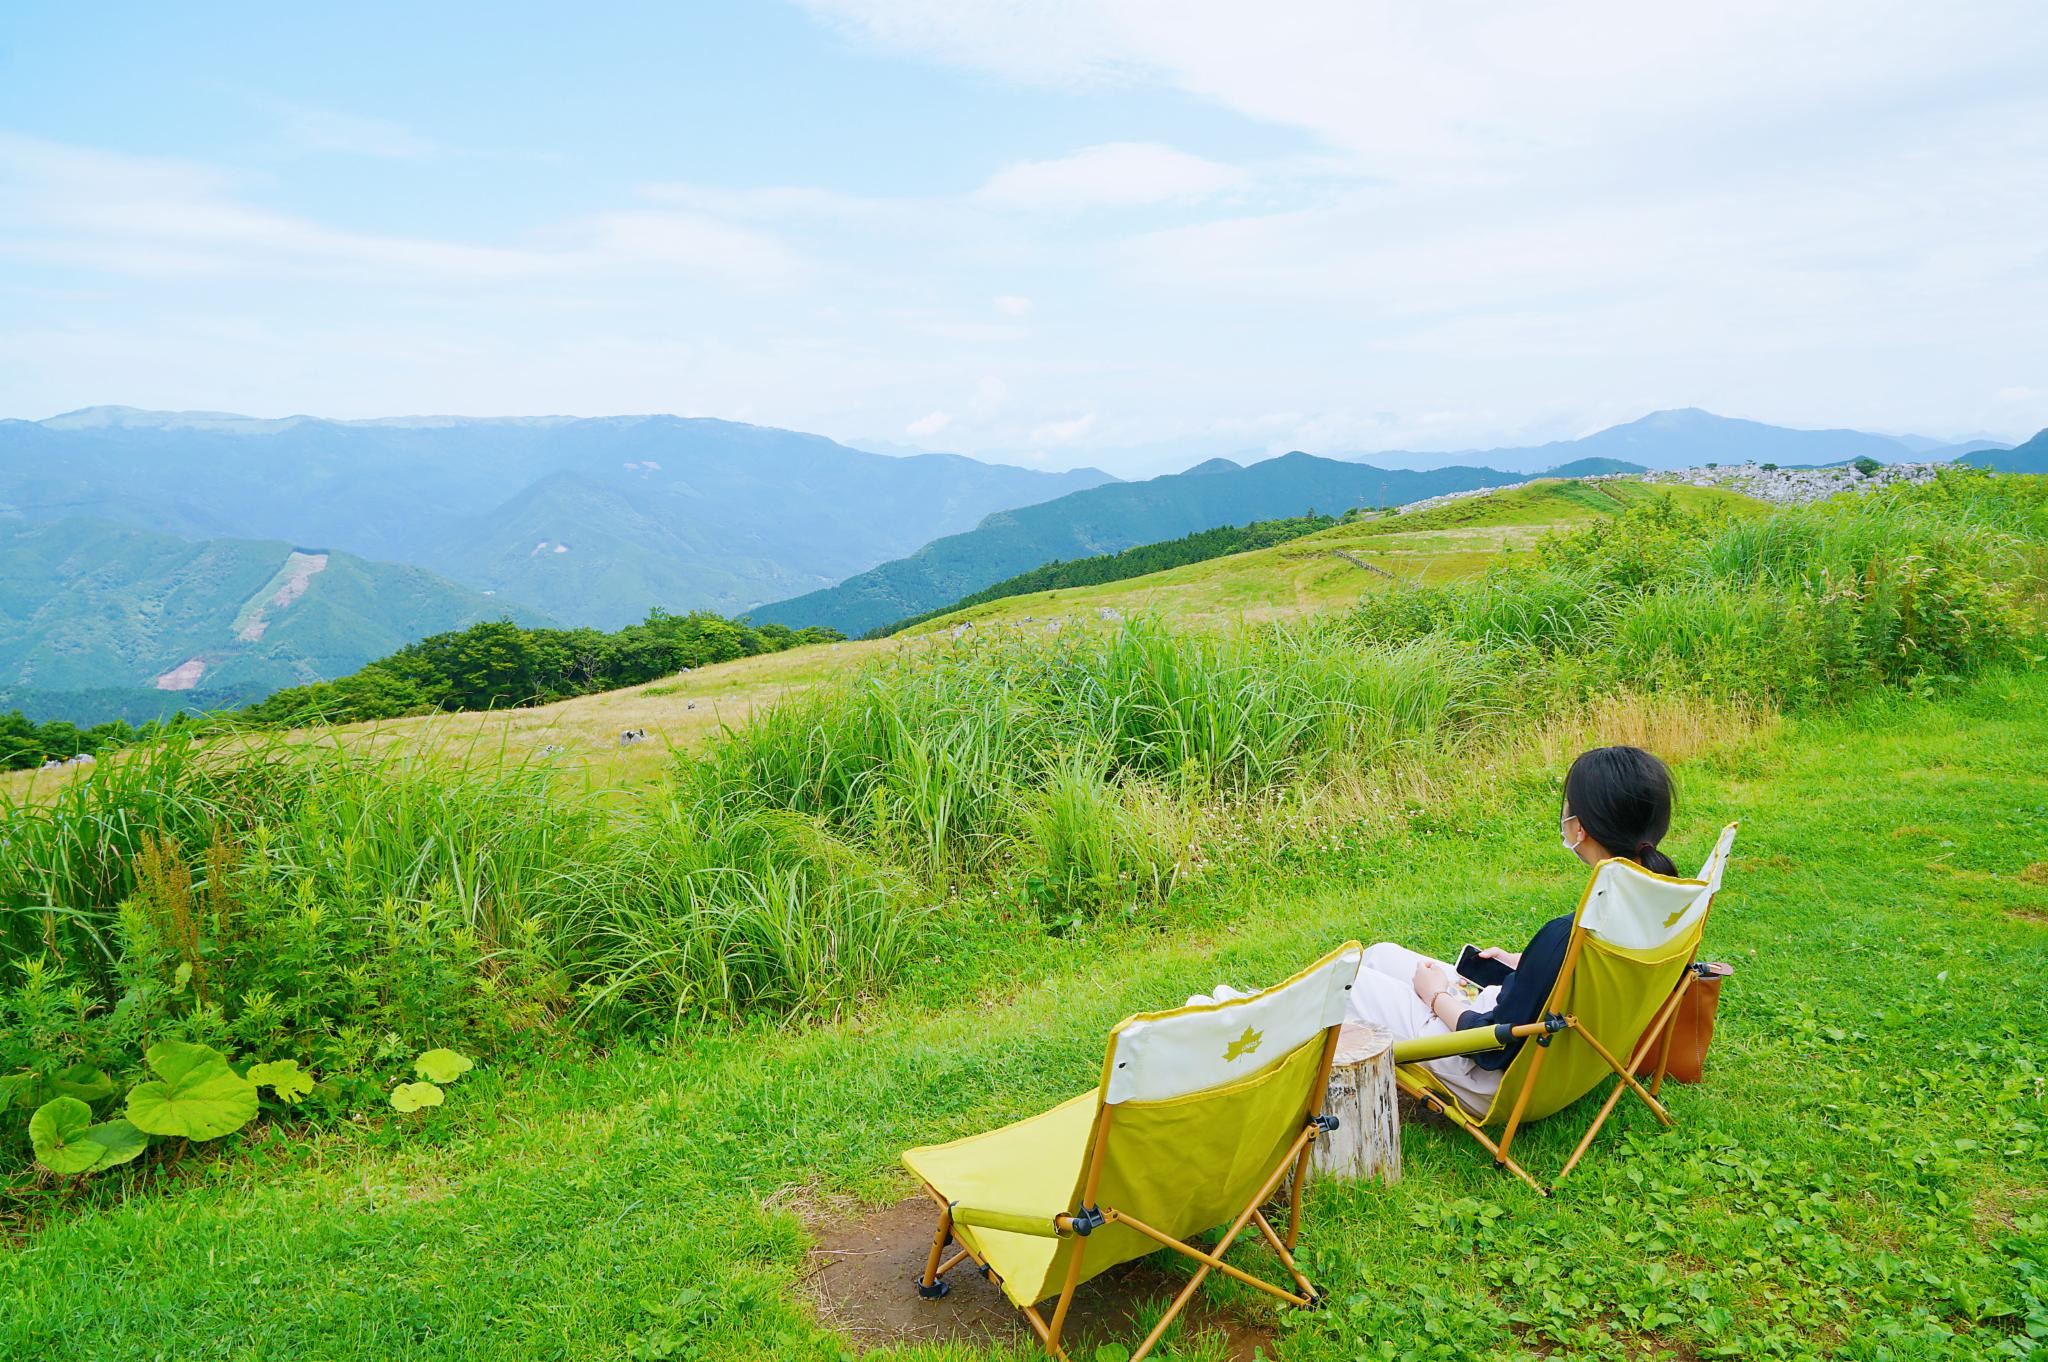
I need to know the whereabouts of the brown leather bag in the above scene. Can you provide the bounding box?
[1661,962,1733,1084]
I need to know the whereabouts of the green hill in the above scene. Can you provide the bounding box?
[903,478,1764,635]
[1963,427,2048,473]
[876,511,1339,636]
[0,518,547,722]
[751,452,1569,636]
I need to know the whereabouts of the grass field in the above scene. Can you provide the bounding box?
[907,481,1760,635]
[4,668,2041,1361]
[0,639,888,803]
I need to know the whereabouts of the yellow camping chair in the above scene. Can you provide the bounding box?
[901,943,1364,1361]
[1391,823,1738,1193]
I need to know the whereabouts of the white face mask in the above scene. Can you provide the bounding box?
[1560,813,1584,855]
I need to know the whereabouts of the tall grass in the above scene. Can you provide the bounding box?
[0,731,915,1034]
[698,620,1496,874]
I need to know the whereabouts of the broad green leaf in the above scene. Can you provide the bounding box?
[79,1118,148,1169]
[172,961,192,993]
[144,1039,227,1085]
[50,1062,115,1103]
[126,1042,258,1140]
[0,1070,37,1110]
[390,1081,444,1112]
[413,1049,473,1085]
[29,1096,101,1174]
[247,1060,315,1104]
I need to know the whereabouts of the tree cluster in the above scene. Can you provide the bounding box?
[0,712,193,772]
[242,610,841,726]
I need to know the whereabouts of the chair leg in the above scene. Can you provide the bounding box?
[1554,1076,1630,1184]
[917,1205,954,1298]
[1044,1234,1089,1356]
[1252,1209,1318,1300]
[1494,1030,1553,1164]
[1127,1127,1318,1362]
[1573,1023,1673,1126]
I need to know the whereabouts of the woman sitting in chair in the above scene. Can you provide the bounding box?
[1347,745,1680,1113]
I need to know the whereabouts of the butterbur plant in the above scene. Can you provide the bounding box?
[29,1097,146,1176]
[21,1040,320,1180]
[390,1047,473,1113]
[124,1040,259,1142]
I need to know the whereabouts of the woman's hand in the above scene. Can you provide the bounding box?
[1413,961,1451,1004]
[1480,946,1522,971]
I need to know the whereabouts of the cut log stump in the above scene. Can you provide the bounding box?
[1312,1022,1401,1185]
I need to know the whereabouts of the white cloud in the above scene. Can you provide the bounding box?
[806,2,2048,172]
[992,293,1032,315]
[262,101,439,159]
[0,133,806,287]
[581,210,807,285]
[978,142,1244,208]
[1030,412,1096,443]
[906,409,952,436]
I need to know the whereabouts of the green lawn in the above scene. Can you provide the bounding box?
[3,671,2044,1361]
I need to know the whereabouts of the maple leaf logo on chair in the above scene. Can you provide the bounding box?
[1224,1026,1263,1062]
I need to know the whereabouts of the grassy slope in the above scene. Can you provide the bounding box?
[907,480,1760,635]
[4,669,2041,1361]
[751,454,1574,638]
[0,481,1749,802]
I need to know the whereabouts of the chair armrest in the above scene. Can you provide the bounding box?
[1393,1019,1552,1064]
[951,1202,1072,1238]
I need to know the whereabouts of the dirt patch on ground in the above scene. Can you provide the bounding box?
[799,1195,1281,1360]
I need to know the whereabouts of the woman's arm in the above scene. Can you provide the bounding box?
[1412,961,1474,1028]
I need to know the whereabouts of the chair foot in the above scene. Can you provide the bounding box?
[916,1277,951,1299]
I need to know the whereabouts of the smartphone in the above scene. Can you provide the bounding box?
[1455,944,1512,988]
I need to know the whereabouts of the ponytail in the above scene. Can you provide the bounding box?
[1633,840,1679,878]
[1564,746,1676,875]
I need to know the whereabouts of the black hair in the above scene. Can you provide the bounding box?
[1562,745,1677,877]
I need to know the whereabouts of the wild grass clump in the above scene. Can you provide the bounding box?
[537,801,917,1027]
[698,620,1496,877]
[1348,471,2045,708]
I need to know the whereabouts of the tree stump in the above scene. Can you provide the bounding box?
[1313,1022,1401,1184]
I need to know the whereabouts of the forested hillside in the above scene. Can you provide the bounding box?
[0,408,1112,627]
[0,518,546,723]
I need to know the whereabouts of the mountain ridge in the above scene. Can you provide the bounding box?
[750,451,1618,636]
[0,410,1116,627]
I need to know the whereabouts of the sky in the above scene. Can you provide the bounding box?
[1,1,2044,476]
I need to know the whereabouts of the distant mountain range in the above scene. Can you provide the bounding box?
[1961,427,2048,474]
[1334,409,2010,472]
[0,408,1113,628]
[752,452,1639,636]
[3,404,2036,724]
[0,518,544,724]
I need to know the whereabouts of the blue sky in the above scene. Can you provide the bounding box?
[2,1,2044,474]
